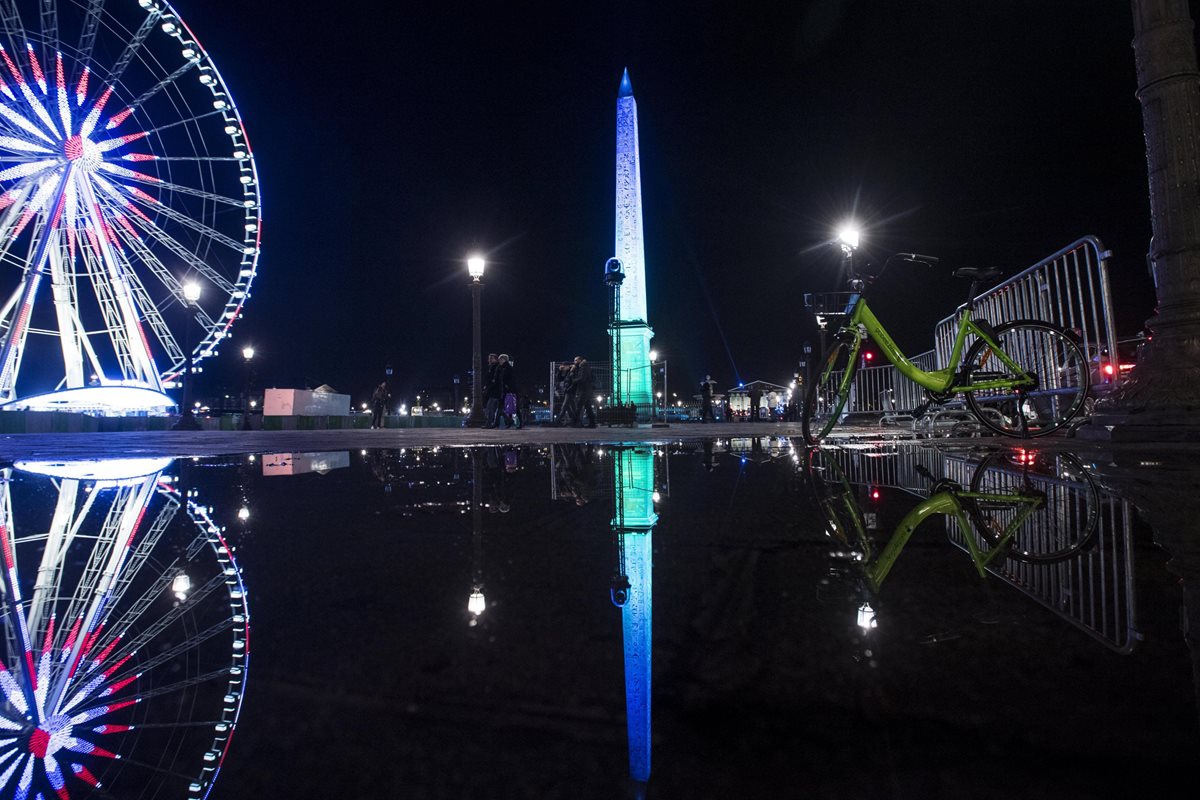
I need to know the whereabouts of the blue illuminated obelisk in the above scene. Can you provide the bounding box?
[613,68,654,410]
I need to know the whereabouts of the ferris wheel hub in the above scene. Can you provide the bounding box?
[27,714,72,759]
[62,134,102,172]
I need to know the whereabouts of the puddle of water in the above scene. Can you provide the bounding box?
[1,439,1196,798]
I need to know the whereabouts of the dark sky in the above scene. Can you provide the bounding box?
[185,1,1167,405]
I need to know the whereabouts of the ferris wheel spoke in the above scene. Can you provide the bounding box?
[38,0,57,54]
[0,99,55,145]
[120,59,196,124]
[134,106,226,140]
[45,478,157,715]
[0,45,61,138]
[105,210,204,316]
[0,507,38,718]
[67,179,158,387]
[100,241,181,376]
[73,0,103,84]
[94,188,237,298]
[115,170,250,209]
[101,175,248,254]
[0,157,54,181]
[74,573,229,698]
[0,2,29,62]
[103,7,156,88]
[73,617,233,717]
[0,135,51,154]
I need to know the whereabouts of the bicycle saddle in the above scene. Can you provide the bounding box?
[953,267,1003,281]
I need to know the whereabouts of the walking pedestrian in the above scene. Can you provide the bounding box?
[554,363,576,426]
[492,353,517,428]
[571,357,597,427]
[483,353,500,428]
[370,381,389,429]
[748,384,763,422]
[699,375,716,422]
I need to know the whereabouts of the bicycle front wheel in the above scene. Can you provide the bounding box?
[967,450,1099,562]
[802,338,859,444]
[963,320,1089,437]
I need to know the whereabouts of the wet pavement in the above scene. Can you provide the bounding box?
[0,435,1197,798]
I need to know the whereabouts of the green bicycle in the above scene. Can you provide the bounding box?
[806,447,1099,592]
[802,254,1090,443]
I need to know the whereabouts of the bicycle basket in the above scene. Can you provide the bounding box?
[804,292,861,319]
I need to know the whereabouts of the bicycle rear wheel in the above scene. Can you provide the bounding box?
[963,320,1089,437]
[802,338,859,444]
[967,450,1099,563]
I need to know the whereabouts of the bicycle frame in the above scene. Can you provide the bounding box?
[813,451,1046,592]
[860,490,1044,591]
[835,298,1035,394]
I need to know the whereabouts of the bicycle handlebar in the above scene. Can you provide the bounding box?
[897,252,940,265]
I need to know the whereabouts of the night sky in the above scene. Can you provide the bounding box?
[186,1,1164,406]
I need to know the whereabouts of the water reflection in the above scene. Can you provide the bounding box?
[806,444,1137,652]
[0,458,248,798]
[609,446,657,789]
[261,451,349,476]
[8,438,1197,797]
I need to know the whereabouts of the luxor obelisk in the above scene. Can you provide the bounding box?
[612,68,654,411]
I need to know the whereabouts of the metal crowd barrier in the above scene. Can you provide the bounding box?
[820,443,944,496]
[548,360,611,421]
[942,454,1139,653]
[815,236,1117,427]
[933,236,1118,387]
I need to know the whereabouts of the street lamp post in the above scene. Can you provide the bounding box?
[468,451,486,619]
[172,281,202,431]
[241,345,255,431]
[466,255,487,428]
[648,350,668,424]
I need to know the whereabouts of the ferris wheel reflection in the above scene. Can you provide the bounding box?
[0,457,249,799]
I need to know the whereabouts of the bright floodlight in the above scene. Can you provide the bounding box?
[183,281,202,304]
[237,507,250,521]
[837,224,860,250]
[242,345,255,360]
[649,350,658,362]
[467,255,486,280]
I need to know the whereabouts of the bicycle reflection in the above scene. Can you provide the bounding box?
[805,444,1137,653]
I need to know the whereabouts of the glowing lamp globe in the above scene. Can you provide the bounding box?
[467,255,486,281]
[837,225,861,250]
[468,589,486,615]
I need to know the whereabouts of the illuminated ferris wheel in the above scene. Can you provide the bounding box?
[0,0,260,413]
[0,457,250,798]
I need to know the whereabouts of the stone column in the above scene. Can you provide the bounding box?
[1096,1,1200,436]
[1093,451,1200,714]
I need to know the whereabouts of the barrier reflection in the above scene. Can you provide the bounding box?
[0,458,249,799]
[805,444,1138,652]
